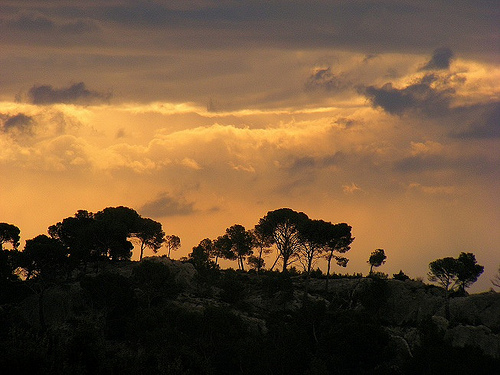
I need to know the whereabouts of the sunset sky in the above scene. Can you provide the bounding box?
[1,0,499,291]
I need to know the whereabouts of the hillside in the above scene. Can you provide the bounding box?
[1,257,499,374]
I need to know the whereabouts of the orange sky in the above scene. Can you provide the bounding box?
[1,0,499,291]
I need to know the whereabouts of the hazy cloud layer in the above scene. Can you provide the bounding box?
[26,82,111,105]
[140,192,196,218]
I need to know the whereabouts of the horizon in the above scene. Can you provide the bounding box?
[1,0,499,293]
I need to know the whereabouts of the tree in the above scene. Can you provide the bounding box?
[324,223,354,291]
[456,252,484,293]
[136,218,165,261]
[0,223,20,251]
[255,208,309,273]
[249,228,273,274]
[428,256,460,319]
[20,235,68,330]
[428,252,483,319]
[225,224,253,271]
[165,235,181,258]
[21,235,67,281]
[213,234,234,265]
[188,238,217,270]
[368,249,386,275]
[48,210,97,273]
[93,206,140,260]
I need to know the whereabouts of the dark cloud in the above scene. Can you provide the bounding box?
[60,20,98,34]
[420,47,454,71]
[305,67,349,92]
[27,82,111,105]
[287,152,345,173]
[363,74,454,116]
[8,13,55,32]
[139,192,195,218]
[452,102,500,139]
[1,113,33,132]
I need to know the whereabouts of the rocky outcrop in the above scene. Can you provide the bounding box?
[445,324,500,358]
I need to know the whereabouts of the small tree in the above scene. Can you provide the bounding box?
[428,252,483,319]
[165,235,181,258]
[368,249,386,275]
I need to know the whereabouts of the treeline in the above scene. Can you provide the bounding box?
[0,206,497,374]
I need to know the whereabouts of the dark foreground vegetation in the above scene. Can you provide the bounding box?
[0,207,498,374]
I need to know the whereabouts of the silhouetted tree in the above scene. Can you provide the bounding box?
[368,248,387,275]
[393,270,410,281]
[165,234,181,258]
[427,253,484,320]
[136,218,165,261]
[21,235,67,281]
[255,208,309,272]
[249,228,272,273]
[456,252,484,293]
[21,235,68,330]
[324,223,354,291]
[188,238,217,270]
[213,234,234,265]
[225,224,253,271]
[93,206,140,260]
[48,210,97,273]
[0,223,20,251]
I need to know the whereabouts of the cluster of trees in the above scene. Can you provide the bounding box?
[186,208,354,286]
[0,207,181,284]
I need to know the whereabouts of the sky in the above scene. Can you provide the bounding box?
[0,0,499,292]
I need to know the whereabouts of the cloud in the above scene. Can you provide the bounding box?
[363,73,455,116]
[26,82,111,105]
[343,182,363,194]
[1,113,33,133]
[452,102,500,139]
[8,13,55,32]
[139,192,196,218]
[420,47,454,71]
[305,67,349,92]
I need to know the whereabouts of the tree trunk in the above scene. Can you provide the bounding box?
[325,253,332,292]
[38,287,46,331]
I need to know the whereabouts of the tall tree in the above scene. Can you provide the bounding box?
[456,252,484,293]
[249,228,273,273]
[212,234,233,266]
[21,235,68,330]
[165,235,181,258]
[225,224,253,271]
[48,210,97,273]
[136,218,165,261]
[428,256,461,319]
[368,249,386,275]
[324,223,354,291]
[0,223,20,251]
[255,208,309,273]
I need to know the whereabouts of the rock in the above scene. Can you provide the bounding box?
[445,324,500,358]
[449,292,500,332]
